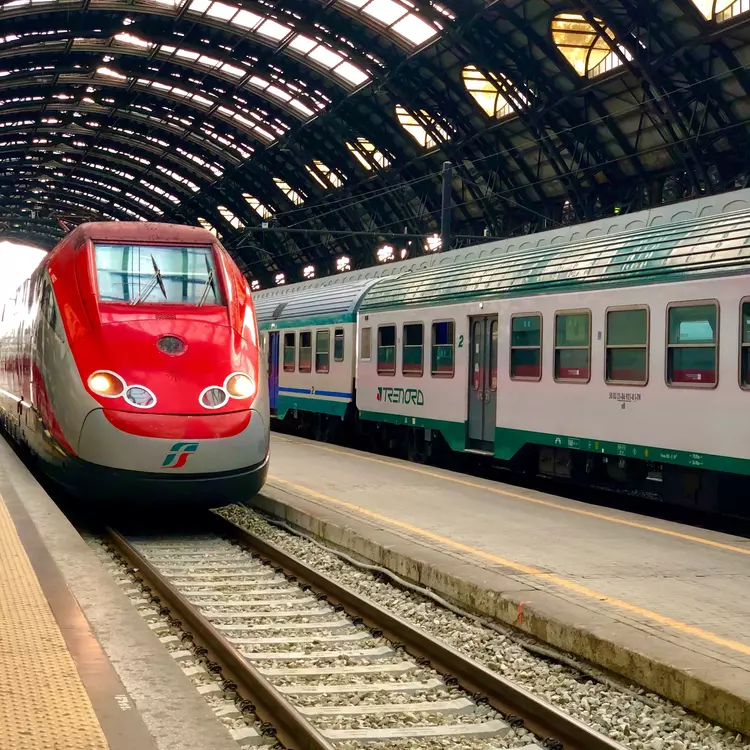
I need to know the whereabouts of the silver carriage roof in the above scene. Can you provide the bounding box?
[254,277,380,330]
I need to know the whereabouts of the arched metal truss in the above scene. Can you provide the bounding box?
[1,0,750,286]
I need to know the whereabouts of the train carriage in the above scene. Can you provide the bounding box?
[255,280,375,436]
[256,190,750,513]
[356,209,750,511]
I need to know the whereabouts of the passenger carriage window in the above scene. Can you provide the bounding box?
[402,323,424,376]
[299,331,312,373]
[554,311,591,382]
[377,325,396,375]
[334,328,345,362]
[316,330,330,373]
[667,302,718,387]
[283,332,295,373]
[510,314,542,381]
[431,321,455,378]
[361,327,372,360]
[606,307,649,385]
[741,300,750,388]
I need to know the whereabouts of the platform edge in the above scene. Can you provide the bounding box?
[250,486,750,737]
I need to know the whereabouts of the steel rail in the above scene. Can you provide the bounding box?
[211,513,629,750]
[105,528,336,750]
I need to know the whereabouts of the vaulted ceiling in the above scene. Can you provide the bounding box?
[1,0,750,286]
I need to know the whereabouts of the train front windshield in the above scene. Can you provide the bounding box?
[94,243,223,305]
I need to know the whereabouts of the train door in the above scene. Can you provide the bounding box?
[467,315,498,452]
[268,331,280,412]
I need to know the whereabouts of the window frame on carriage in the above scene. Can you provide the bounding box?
[665,299,719,389]
[402,321,424,377]
[430,319,455,378]
[299,330,313,373]
[553,308,592,383]
[377,324,397,376]
[510,312,543,382]
[283,331,296,373]
[604,305,650,386]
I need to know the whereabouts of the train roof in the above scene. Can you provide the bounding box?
[63,222,218,246]
[254,277,378,330]
[359,208,750,313]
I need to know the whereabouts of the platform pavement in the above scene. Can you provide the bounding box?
[253,432,750,737]
[0,436,239,750]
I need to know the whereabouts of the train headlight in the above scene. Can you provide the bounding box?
[88,371,125,397]
[225,372,255,399]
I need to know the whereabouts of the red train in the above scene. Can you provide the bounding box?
[0,222,269,505]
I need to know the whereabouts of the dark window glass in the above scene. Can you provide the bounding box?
[315,330,330,373]
[606,308,648,384]
[334,328,344,362]
[431,321,454,377]
[299,331,312,373]
[402,323,423,376]
[283,332,295,373]
[510,315,541,380]
[377,325,396,375]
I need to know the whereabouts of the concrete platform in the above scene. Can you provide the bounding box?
[255,433,750,737]
[0,437,240,750]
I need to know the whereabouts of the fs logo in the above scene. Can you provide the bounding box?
[162,441,199,469]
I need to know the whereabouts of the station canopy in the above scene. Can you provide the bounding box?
[0,0,749,287]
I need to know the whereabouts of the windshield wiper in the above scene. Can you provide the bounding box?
[197,255,217,307]
[131,255,168,305]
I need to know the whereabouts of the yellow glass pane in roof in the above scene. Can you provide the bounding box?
[274,177,304,205]
[462,65,521,118]
[691,0,735,18]
[395,105,448,148]
[551,13,619,77]
[346,137,390,170]
[306,160,344,188]
[243,193,273,218]
[218,204,244,229]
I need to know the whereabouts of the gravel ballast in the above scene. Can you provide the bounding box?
[216,504,749,750]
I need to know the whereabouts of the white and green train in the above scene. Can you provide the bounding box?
[255,189,750,514]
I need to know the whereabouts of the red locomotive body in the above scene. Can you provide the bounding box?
[0,222,269,505]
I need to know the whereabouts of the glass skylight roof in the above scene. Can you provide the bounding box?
[101,33,328,119]
[332,0,441,47]
[218,204,244,228]
[170,0,371,87]
[306,160,345,188]
[243,193,273,218]
[691,0,736,19]
[395,105,449,148]
[462,66,529,119]
[551,13,631,78]
[274,177,304,205]
[346,137,390,170]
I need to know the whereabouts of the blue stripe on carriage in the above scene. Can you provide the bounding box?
[278,386,352,398]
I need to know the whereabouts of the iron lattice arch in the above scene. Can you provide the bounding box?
[1,0,750,286]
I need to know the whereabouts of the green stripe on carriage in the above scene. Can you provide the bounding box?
[494,427,750,475]
[357,412,750,475]
[259,314,354,331]
[359,411,466,452]
[276,394,349,420]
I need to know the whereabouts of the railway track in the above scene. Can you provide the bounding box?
[104,514,628,750]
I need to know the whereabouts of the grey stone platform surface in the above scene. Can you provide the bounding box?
[0,436,239,750]
[254,433,750,736]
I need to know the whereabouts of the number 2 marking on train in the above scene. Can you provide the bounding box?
[458,335,464,348]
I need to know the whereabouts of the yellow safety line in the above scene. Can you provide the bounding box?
[269,474,750,657]
[283,438,750,557]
